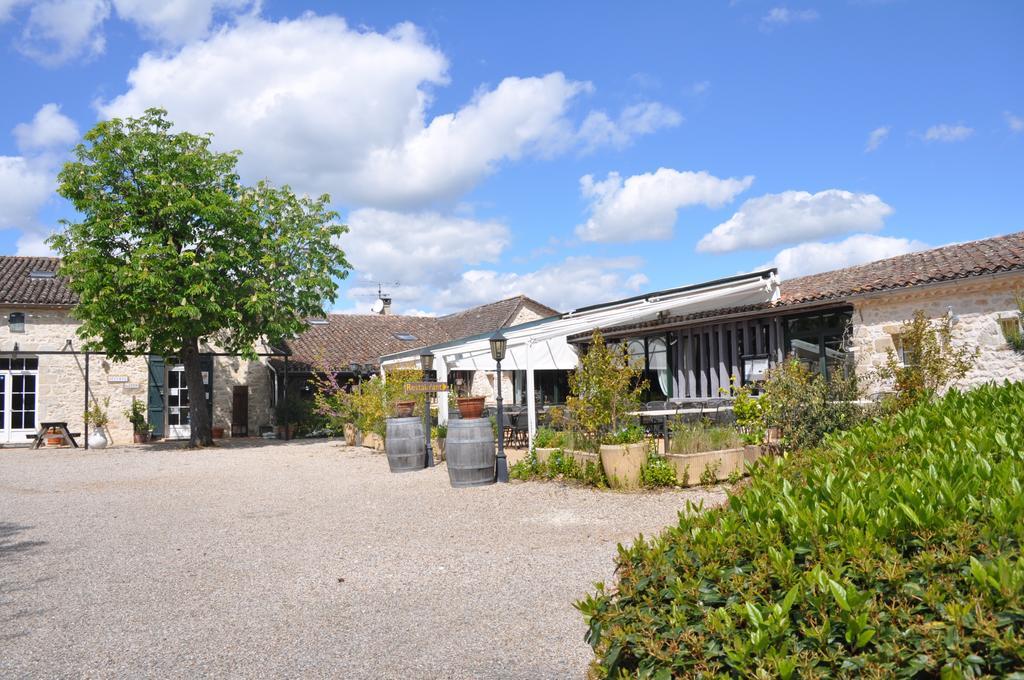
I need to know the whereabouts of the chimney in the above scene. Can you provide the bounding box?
[381,295,392,315]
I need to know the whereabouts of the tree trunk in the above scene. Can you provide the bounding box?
[181,338,213,448]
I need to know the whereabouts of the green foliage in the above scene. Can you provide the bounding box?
[311,367,423,439]
[699,459,722,486]
[431,424,447,440]
[510,447,607,488]
[669,421,743,454]
[123,397,148,434]
[534,427,574,450]
[875,309,978,410]
[727,467,744,485]
[999,293,1024,352]
[732,380,766,444]
[83,396,110,429]
[641,453,677,487]
[568,330,647,451]
[50,108,350,446]
[602,424,646,446]
[760,357,862,451]
[577,382,1024,678]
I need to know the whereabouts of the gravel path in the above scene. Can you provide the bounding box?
[0,440,726,679]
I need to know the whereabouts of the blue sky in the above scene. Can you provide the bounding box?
[1,1,1022,314]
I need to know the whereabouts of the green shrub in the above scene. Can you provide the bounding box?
[568,329,647,451]
[511,447,607,488]
[760,357,863,451]
[431,424,447,440]
[603,424,646,446]
[576,382,1024,678]
[534,427,560,448]
[669,421,743,454]
[641,454,677,487]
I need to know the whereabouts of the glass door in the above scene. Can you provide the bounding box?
[166,365,190,439]
[0,357,38,443]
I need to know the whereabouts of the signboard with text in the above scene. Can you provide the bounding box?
[404,381,449,394]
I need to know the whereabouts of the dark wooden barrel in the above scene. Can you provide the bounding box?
[446,418,495,487]
[385,417,425,473]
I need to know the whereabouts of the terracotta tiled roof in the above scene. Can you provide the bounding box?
[0,256,76,306]
[569,231,1024,341]
[281,296,559,372]
[437,295,557,339]
[779,231,1024,305]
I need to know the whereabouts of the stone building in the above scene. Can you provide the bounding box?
[577,231,1024,396]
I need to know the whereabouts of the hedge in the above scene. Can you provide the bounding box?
[577,382,1024,678]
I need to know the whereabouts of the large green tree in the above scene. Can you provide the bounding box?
[50,108,350,447]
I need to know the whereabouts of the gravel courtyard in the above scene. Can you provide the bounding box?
[0,440,725,679]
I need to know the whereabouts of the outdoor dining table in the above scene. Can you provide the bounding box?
[28,421,80,449]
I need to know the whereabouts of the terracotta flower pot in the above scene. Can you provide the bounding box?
[46,435,63,447]
[133,432,149,444]
[457,396,486,419]
[395,400,416,418]
[212,426,225,439]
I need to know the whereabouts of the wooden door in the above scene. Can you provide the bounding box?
[231,386,249,437]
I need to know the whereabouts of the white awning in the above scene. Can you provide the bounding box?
[381,269,779,442]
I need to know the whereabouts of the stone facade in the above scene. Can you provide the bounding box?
[848,272,1024,391]
[0,306,276,445]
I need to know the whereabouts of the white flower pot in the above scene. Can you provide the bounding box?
[88,431,108,449]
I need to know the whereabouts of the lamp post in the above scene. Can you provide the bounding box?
[489,331,508,483]
[420,352,434,468]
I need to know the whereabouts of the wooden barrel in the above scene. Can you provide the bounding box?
[384,417,426,473]
[446,418,495,487]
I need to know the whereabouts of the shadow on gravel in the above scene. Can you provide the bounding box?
[0,522,50,642]
[0,522,46,559]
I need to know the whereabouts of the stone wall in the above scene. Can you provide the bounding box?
[0,306,148,445]
[0,306,277,445]
[849,273,1024,391]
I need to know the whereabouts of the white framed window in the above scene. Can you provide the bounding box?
[891,334,915,366]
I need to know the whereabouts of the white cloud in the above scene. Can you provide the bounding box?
[16,0,109,65]
[13,103,79,151]
[690,80,710,95]
[1005,111,1024,134]
[923,123,973,143]
[341,208,510,292]
[577,102,682,153]
[865,125,889,152]
[760,7,819,31]
[0,156,52,232]
[431,256,649,313]
[766,234,928,279]
[111,0,256,44]
[575,168,754,243]
[99,15,611,209]
[698,189,893,253]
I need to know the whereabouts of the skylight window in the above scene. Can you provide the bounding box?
[308,318,330,325]
[28,270,56,279]
[393,333,418,341]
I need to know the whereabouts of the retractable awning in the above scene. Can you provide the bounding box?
[381,269,779,445]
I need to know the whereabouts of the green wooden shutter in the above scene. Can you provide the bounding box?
[147,356,165,438]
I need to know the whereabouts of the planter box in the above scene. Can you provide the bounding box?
[665,446,761,486]
[536,447,558,465]
[599,442,648,490]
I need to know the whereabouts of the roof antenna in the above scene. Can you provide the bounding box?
[370,282,398,315]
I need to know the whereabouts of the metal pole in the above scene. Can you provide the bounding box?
[495,359,508,483]
[84,351,90,450]
[283,355,289,441]
[423,388,434,468]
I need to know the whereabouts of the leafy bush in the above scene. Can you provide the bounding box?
[669,421,743,454]
[760,357,862,451]
[732,380,766,444]
[640,453,677,487]
[875,309,977,410]
[312,366,423,439]
[431,424,447,440]
[576,382,1024,678]
[510,447,607,488]
[568,330,647,451]
[603,424,646,446]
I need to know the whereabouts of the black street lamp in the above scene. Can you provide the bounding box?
[489,331,508,483]
[420,352,435,469]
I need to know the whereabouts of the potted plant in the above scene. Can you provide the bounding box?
[45,426,64,447]
[123,397,151,444]
[84,397,111,449]
[457,396,486,419]
[275,396,302,439]
[212,425,226,439]
[394,400,415,418]
[567,330,649,489]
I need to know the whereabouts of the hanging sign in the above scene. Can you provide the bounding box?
[404,382,448,394]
